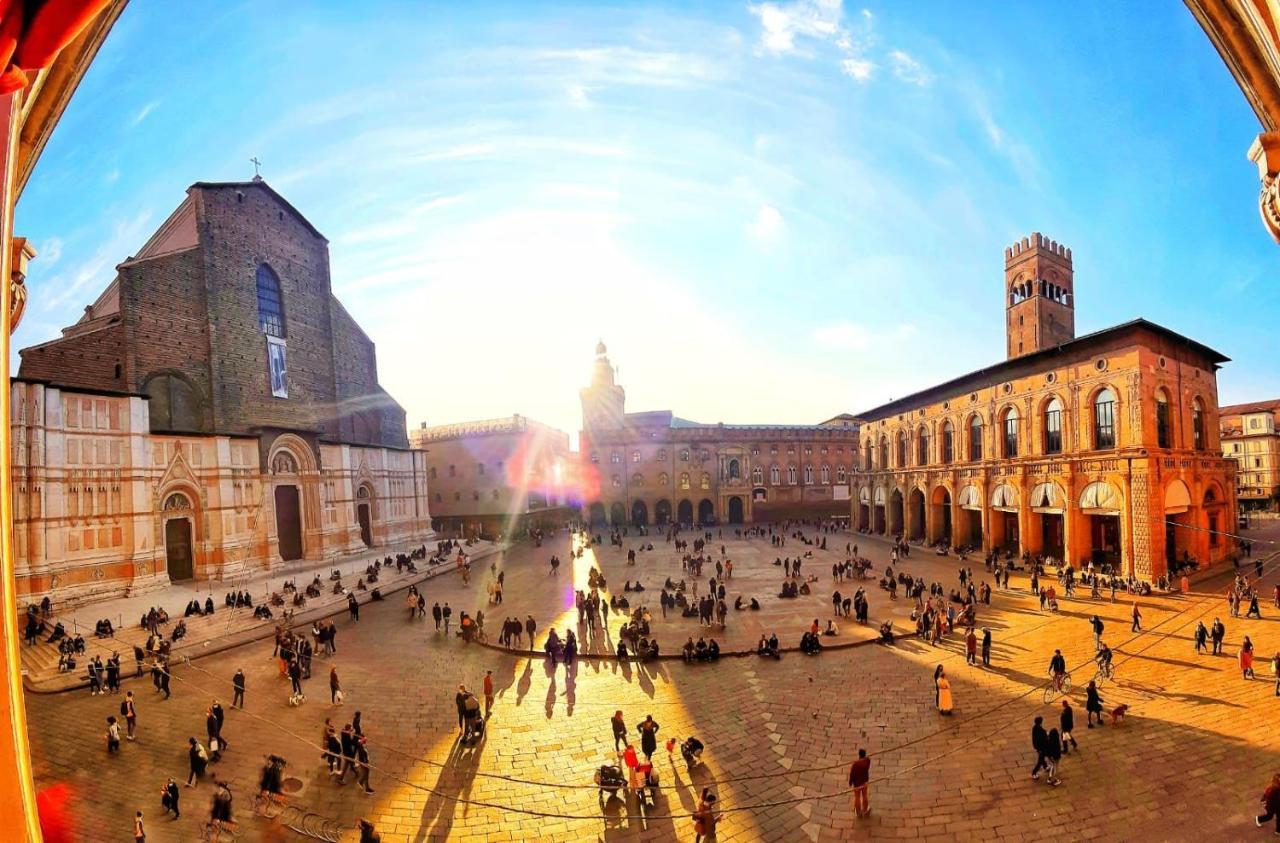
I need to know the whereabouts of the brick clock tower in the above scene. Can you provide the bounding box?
[1005,232,1075,359]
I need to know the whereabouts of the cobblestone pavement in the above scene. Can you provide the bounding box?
[26,523,1280,842]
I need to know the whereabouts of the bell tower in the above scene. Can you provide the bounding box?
[1005,232,1075,358]
[579,340,625,432]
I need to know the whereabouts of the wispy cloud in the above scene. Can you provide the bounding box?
[749,0,844,55]
[40,211,152,312]
[840,57,874,82]
[39,237,62,268]
[128,100,160,128]
[888,50,932,86]
[967,90,1040,188]
[567,83,591,108]
[746,202,784,240]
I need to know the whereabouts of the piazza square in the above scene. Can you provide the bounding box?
[5,3,1280,843]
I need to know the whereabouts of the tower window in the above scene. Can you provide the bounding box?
[1043,398,1062,454]
[1156,389,1171,448]
[256,265,286,338]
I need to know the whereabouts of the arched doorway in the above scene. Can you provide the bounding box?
[588,502,606,525]
[631,499,649,526]
[858,487,870,531]
[930,487,952,545]
[163,492,194,581]
[698,498,715,525]
[873,486,886,534]
[270,445,308,562]
[655,499,672,525]
[908,488,925,541]
[728,496,744,524]
[888,489,904,536]
[356,484,374,548]
[609,502,626,526]
[677,499,693,524]
[957,485,983,548]
[1081,481,1123,570]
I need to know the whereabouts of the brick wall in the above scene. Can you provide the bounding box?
[18,319,126,392]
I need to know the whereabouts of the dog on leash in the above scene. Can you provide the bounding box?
[1108,703,1128,725]
[288,692,306,707]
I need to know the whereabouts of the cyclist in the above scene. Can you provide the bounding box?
[210,779,233,834]
[1096,642,1113,678]
[1048,649,1067,691]
[258,754,286,804]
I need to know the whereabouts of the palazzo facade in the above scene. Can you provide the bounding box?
[11,178,433,604]
[579,343,861,526]
[850,234,1238,581]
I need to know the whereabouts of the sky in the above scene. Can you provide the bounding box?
[12,0,1277,443]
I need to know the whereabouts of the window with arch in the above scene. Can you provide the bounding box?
[942,421,954,463]
[1002,407,1019,458]
[917,427,928,465]
[770,465,781,485]
[1094,388,1116,449]
[658,450,667,461]
[728,459,740,479]
[429,466,437,480]
[659,472,669,486]
[611,451,621,464]
[1155,389,1172,448]
[632,474,644,486]
[752,466,763,484]
[631,450,640,463]
[611,474,622,487]
[256,265,289,398]
[788,465,798,484]
[862,441,872,471]
[700,450,710,461]
[968,415,983,461]
[878,437,888,469]
[897,432,907,467]
[804,465,814,484]
[820,465,830,484]
[836,465,846,483]
[1192,398,1205,450]
[680,449,690,462]
[700,473,711,489]
[679,472,691,490]
[1043,397,1063,454]
[590,452,599,464]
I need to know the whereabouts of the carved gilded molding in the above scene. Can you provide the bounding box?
[1251,131,1280,242]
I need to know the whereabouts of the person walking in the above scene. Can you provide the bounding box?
[106,716,121,753]
[1257,771,1280,832]
[525,615,536,647]
[432,602,442,631]
[1194,622,1208,654]
[1060,700,1078,754]
[186,737,208,787]
[1030,716,1049,779]
[133,811,146,842]
[693,789,719,843]
[232,669,245,709]
[483,670,494,718]
[636,714,660,760]
[330,667,343,704]
[981,627,992,667]
[161,777,180,819]
[455,685,468,734]
[121,691,138,741]
[1131,601,1142,632]
[1043,728,1063,786]
[355,736,374,794]
[443,603,452,634]
[348,592,360,622]
[158,660,171,700]
[288,658,304,699]
[1212,618,1226,655]
[1242,636,1257,680]
[965,628,977,665]
[1085,680,1104,728]
[1090,614,1104,650]
[936,668,953,715]
[611,710,628,752]
[848,748,871,818]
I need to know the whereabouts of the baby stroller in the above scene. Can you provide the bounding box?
[462,696,484,744]
[594,764,627,798]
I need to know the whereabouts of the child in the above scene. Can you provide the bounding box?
[106,716,121,753]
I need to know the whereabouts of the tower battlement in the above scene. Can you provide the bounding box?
[1005,231,1072,264]
[1005,233,1075,359]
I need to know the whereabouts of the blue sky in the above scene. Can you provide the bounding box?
[13,0,1275,439]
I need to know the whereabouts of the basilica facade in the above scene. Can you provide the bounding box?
[850,234,1237,581]
[11,178,433,604]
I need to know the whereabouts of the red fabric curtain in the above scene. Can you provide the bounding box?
[0,0,113,95]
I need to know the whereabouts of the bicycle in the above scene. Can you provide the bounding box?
[1043,669,1072,704]
[1093,660,1116,685]
[252,791,286,818]
[198,820,237,842]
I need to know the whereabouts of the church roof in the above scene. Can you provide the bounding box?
[856,318,1230,421]
[189,178,328,242]
[1219,398,1280,417]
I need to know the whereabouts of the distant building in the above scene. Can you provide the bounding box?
[578,342,861,526]
[1219,399,1280,510]
[410,415,578,537]
[850,233,1237,581]
[11,179,432,604]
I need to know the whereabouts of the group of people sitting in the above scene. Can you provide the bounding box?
[223,591,254,609]
[732,595,761,610]
[617,634,660,661]
[680,636,721,663]
[799,628,823,655]
[622,580,646,592]
[756,633,781,659]
[183,597,216,618]
[140,606,171,633]
[777,580,810,599]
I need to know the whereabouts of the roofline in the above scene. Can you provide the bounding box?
[856,319,1230,421]
[189,178,328,242]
